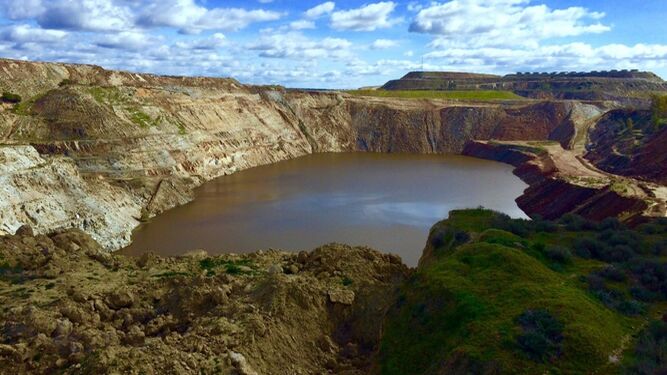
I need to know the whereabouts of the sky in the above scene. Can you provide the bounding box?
[0,0,666,89]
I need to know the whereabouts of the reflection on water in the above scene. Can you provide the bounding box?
[120,152,528,266]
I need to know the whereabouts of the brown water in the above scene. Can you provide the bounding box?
[121,153,528,266]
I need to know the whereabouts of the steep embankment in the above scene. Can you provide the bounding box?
[585,109,667,184]
[463,140,666,220]
[0,58,664,250]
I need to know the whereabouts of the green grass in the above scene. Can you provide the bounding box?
[345,89,525,101]
[199,258,256,276]
[11,92,48,115]
[129,109,159,128]
[88,86,126,105]
[379,209,661,375]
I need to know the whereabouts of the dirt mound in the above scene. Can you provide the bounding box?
[0,228,409,374]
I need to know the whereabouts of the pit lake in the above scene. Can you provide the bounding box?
[121,153,529,266]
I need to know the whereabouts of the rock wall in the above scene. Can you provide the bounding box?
[0,58,644,250]
[585,109,667,184]
[462,141,651,221]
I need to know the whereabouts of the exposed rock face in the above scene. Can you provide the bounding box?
[0,58,664,250]
[585,109,667,184]
[462,141,663,221]
[0,229,409,374]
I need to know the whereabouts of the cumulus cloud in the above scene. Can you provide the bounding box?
[3,0,133,32]
[410,0,609,48]
[289,20,316,30]
[330,2,400,31]
[371,39,399,49]
[305,2,336,19]
[0,24,67,44]
[2,0,283,34]
[249,32,352,60]
[423,43,667,73]
[95,31,161,51]
[137,0,284,34]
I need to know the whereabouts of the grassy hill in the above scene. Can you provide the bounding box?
[380,209,667,374]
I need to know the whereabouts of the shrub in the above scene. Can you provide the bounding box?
[58,79,75,87]
[490,214,532,237]
[653,240,667,256]
[531,216,559,233]
[559,214,596,231]
[586,274,607,292]
[429,226,470,251]
[604,245,635,263]
[1,92,22,103]
[631,286,658,302]
[639,223,663,235]
[597,229,641,249]
[597,217,624,231]
[596,266,627,282]
[573,238,608,259]
[544,245,572,264]
[516,309,564,362]
[617,300,646,316]
[629,259,667,297]
[625,320,667,374]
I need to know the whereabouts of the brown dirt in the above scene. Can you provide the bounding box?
[0,227,409,374]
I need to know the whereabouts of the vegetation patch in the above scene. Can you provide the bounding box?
[1,92,22,104]
[516,309,564,362]
[129,109,159,128]
[346,89,525,101]
[651,94,667,129]
[380,209,667,374]
[199,258,256,276]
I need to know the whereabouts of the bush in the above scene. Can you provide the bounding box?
[631,286,658,302]
[516,309,564,362]
[639,223,663,235]
[573,238,608,259]
[1,92,22,103]
[617,299,646,316]
[559,214,596,231]
[531,215,559,233]
[490,214,532,237]
[653,240,667,256]
[58,79,75,87]
[629,259,667,297]
[597,229,641,249]
[596,266,627,282]
[597,217,624,231]
[625,320,667,374]
[604,245,635,263]
[544,245,572,264]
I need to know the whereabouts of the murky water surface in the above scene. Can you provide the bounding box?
[121,153,528,266]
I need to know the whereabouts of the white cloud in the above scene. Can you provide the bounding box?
[249,32,352,60]
[95,31,159,51]
[3,0,133,32]
[0,24,67,44]
[137,0,284,33]
[423,43,667,73]
[290,20,316,30]
[371,39,399,49]
[330,2,400,31]
[305,2,336,19]
[411,0,609,48]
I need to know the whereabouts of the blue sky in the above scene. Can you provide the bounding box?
[0,0,666,88]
